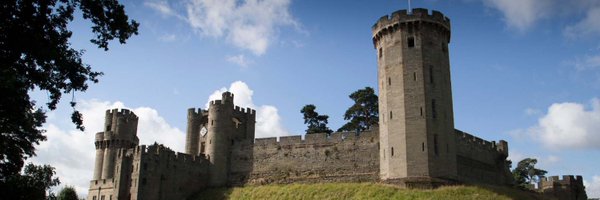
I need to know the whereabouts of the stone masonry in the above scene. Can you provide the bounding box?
[87,8,587,200]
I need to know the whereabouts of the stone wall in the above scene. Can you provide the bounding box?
[130,144,209,200]
[249,129,380,184]
[454,130,512,185]
[539,175,587,200]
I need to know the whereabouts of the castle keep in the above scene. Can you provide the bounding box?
[87,8,587,200]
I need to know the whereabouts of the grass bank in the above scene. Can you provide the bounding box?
[192,183,543,200]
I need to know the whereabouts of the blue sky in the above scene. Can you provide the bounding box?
[29,0,600,197]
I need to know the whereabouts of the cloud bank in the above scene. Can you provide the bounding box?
[146,0,299,55]
[527,98,600,150]
[480,0,600,37]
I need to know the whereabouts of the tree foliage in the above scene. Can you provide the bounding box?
[0,0,138,179]
[0,163,60,200]
[338,87,379,132]
[57,185,78,200]
[512,158,548,189]
[301,104,333,135]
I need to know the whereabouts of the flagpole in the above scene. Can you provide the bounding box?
[408,0,412,13]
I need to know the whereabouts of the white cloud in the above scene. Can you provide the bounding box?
[159,34,177,42]
[227,54,251,67]
[185,0,299,55]
[144,0,186,20]
[528,99,600,150]
[482,0,552,32]
[525,108,541,116]
[546,155,560,163]
[564,7,600,39]
[585,175,600,198]
[572,54,600,71]
[206,81,291,138]
[507,150,525,164]
[28,99,185,197]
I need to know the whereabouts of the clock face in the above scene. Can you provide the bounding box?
[200,127,207,136]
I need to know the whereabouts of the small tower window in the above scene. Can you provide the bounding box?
[391,147,394,156]
[379,48,383,58]
[422,142,425,152]
[434,134,439,156]
[408,37,415,48]
[413,72,417,81]
[420,107,423,116]
[432,99,437,119]
[389,111,393,119]
[106,125,110,131]
[388,77,391,86]
[429,66,434,84]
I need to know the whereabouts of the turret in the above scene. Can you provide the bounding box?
[374,8,457,182]
[186,108,204,155]
[98,109,139,179]
[205,92,235,186]
[92,132,105,180]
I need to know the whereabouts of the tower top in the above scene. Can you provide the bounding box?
[372,8,450,34]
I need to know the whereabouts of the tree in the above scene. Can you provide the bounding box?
[0,0,139,179]
[300,104,333,135]
[0,163,61,200]
[338,87,379,132]
[512,158,548,189]
[57,185,78,200]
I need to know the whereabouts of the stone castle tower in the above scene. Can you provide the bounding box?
[372,8,457,184]
[185,92,256,186]
[92,109,139,180]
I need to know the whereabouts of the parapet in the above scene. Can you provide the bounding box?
[234,105,256,116]
[455,129,504,153]
[95,132,104,141]
[106,108,138,120]
[134,144,206,164]
[188,108,208,118]
[372,8,450,35]
[254,130,379,147]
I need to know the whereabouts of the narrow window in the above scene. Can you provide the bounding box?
[211,120,213,125]
[420,107,423,116]
[106,125,110,131]
[429,65,434,84]
[93,196,97,200]
[413,72,417,81]
[408,37,415,48]
[383,149,386,159]
[434,134,439,156]
[379,48,383,58]
[231,139,234,145]
[432,99,437,119]
[422,142,425,152]
[389,111,393,119]
[101,196,105,200]
[391,147,394,156]
[109,195,112,200]
[388,77,391,86]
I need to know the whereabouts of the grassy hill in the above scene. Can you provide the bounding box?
[191,183,545,200]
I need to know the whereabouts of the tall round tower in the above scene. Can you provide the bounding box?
[98,109,139,180]
[373,8,457,183]
[205,92,235,186]
[185,108,202,155]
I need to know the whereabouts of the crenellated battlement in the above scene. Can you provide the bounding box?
[540,175,584,186]
[106,108,138,120]
[135,144,207,163]
[188,108,208,117]
[455,129,506,153]
[372,8,450,32]
[538,175,587,199]
[372,8,451,48]
[234,105,256,116]
[254,129,379,147]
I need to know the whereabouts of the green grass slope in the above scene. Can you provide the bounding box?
[192,183,544,200]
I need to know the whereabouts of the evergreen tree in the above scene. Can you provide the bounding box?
[301,104,333,135]
[512,158,547,189]
[338,87,379,132]
[0,163,60,200]
[57,185,78,200]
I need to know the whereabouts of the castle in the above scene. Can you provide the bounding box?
[87,8,587,200]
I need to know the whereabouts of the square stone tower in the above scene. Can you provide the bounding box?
[372,8,457,184]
